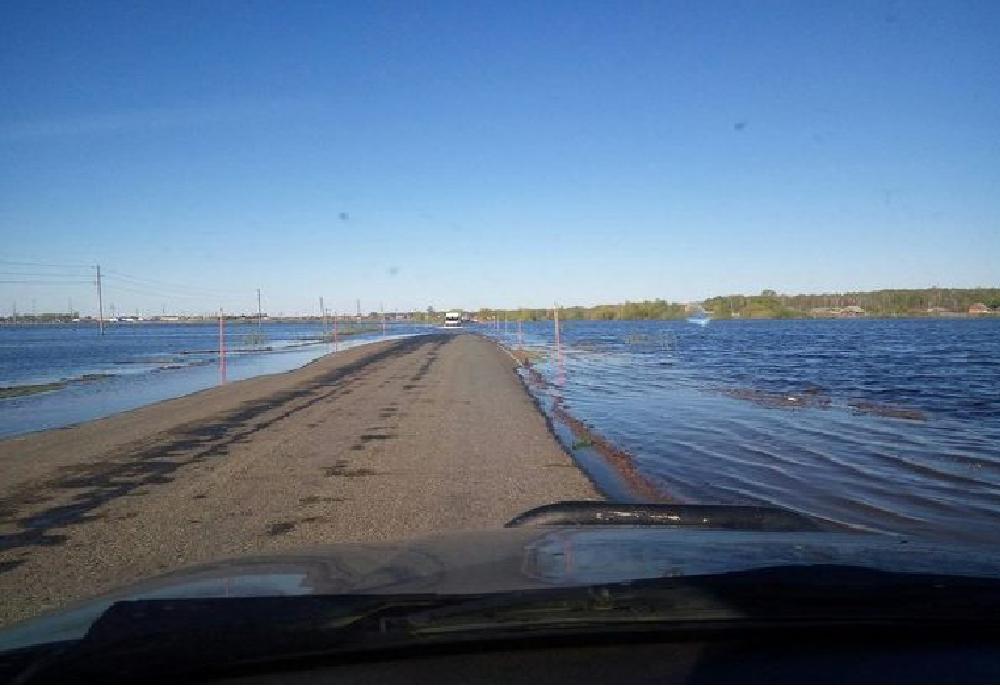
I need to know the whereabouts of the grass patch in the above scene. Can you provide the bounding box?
[511,348,547,367]
[243,331,269,347]
[0,372,113,399]
[76,373,113,382]
[0,381,68,399]
[571,436,594,450]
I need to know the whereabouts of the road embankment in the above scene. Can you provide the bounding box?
[0,333,598,625]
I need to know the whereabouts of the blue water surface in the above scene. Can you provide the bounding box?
[0,321,430,438]
[481,319,1000,544]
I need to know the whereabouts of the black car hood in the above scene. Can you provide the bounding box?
[3,517,1000,653]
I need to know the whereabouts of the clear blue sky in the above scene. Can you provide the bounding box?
[2,0,998,316]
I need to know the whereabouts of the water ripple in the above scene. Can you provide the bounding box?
[489,318,1000,544]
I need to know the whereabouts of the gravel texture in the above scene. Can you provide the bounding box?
[0,333,598,625]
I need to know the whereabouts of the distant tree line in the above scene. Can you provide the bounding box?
[476,299,689,322]
[704,288,1000,319]
[464,288,1000,323]
[396,288,999,325]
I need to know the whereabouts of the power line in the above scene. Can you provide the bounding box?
[103,270,246,297]
[0,271,93,279]
[0,259,92,269]
[100,272,250,301]
[4,259,258,315]
[102,280,212,298]
[101,281,247,304]
[4,260,247,299]
[0,280,92,285]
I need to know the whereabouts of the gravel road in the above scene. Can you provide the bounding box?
[0,333,599,625]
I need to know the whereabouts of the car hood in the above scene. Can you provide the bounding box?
[3,524,1000,651]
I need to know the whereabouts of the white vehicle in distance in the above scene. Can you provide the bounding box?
[444,311,463,328]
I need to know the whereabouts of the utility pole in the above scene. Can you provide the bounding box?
[319,296,327,339]
[554,303,560,345]
[380,302,386,336]
[554,303,564,387]
[96,265,104,335]
[219,307,226,384]
[356,298,361,319]
[256,288,263,333]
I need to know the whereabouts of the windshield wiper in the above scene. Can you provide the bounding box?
[15,565,1000,682]
[504,502,834,530]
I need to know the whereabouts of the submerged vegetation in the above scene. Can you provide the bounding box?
[0,382,67,399]
[0,373,111,399]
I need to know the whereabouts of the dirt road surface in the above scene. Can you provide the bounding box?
[0,333,598,625]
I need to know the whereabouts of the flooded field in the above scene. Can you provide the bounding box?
[486,319,1000,544]
[0,322,432,437]
[5,318,999,545]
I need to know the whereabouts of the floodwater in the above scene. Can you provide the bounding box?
[483,319,1000,544]
[0,321,431,438]
[4,318,999,545]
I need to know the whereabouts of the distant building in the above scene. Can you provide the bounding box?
[969,303,991,315]
[809,306,865,318]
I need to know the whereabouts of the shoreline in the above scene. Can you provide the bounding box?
[0,333,598,626]
[0,373,114,400]
[0,330,424,441]
[499,342,669,503]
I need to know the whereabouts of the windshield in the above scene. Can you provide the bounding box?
[1,0,999,643]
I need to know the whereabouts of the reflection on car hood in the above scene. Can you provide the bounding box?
[3,526,1000,651]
